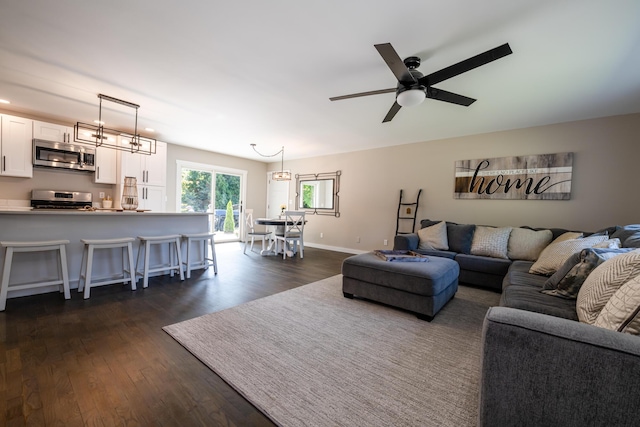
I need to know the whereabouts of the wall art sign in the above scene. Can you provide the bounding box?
[454,152,573,200]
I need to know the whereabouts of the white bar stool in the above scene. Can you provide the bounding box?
[0,240,71,311]
[136,235,184,288]
[78,237,136,299]
[181,233,218,279]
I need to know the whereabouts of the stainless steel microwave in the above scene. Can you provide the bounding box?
[33,139,96,172]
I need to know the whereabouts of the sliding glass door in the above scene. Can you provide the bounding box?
[177,161,247,243]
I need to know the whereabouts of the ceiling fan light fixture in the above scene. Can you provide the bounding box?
[396,88,426,107]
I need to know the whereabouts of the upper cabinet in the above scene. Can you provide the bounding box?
[115,138,167,211]
[119,138,166,187]
[94,144,117,184]
[33,120,73,143]
[1,114,33,177]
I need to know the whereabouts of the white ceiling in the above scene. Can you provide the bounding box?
[1,1,639,162]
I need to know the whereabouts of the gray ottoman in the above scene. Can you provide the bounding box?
[341,252,459,321]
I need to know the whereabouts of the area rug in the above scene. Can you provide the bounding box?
[163,275,501,426]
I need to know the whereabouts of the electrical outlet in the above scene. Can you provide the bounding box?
[99,192,105,199]
[383,239,388,246]
[356,236,361,243]
[320,232,324,238]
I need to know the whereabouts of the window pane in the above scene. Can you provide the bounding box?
[181,169,212,213]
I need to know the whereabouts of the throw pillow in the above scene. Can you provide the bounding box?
[592,238,621,249]
[528,234,609,276]
[447,223,476,254]
[541,248,633,299]
[594,274,640,335]
[543,251,582,290]
[417,221,449,250]
[576,249,640,324]
[470,226,512,259]
[611,224,640,244]
[624,232,640,248]
[507,227,553,261]
[552,231,584,243]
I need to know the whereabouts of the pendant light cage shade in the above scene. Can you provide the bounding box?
[272,171,292,181]
[75,94,156,155]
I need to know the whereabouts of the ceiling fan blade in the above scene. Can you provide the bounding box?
[420,43,512,86]
[428,88,476,106]
[330,88,396,101]
[382,101,402,123]
[375,43,417,84]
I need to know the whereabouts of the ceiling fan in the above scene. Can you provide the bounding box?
[330,42,512,122]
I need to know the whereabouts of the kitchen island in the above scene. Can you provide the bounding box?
[0,210,209,300]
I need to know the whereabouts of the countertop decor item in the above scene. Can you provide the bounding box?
[121,177,138,210]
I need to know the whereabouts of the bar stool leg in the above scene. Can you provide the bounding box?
[59,244,71,300]
[0,247,15,311]
[143,240,151,288]
[83,245,95,300]
[185,238,193,279]
[175,237,185,281]
[78,243,88,293]
[127,242,137,290]
[210,237,218,274]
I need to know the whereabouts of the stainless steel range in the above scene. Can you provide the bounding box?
[30,190,93,210]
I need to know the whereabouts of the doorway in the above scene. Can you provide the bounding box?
[176,160,247,242]
[266,172,290,218]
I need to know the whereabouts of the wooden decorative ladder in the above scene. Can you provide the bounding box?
[395,189,422,235]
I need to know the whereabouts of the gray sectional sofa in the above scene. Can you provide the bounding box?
[394,220,640,426]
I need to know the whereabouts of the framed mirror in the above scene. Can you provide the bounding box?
[295,171,341,217]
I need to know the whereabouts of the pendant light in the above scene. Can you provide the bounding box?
[250,144,291,181]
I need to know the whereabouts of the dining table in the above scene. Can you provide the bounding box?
[254,217,306,256]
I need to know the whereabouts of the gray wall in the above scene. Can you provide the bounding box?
[275,113,639,252]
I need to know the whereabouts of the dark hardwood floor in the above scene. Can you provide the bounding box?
[0,243,351,426]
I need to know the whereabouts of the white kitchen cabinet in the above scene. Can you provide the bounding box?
[94,145,117,184]
[1,115,33,177]
[33,120,74,143]
[119,139,166,186]
[115,138,167,211]
[138,185,166,211]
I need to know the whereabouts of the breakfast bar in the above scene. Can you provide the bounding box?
[0,210,209,299]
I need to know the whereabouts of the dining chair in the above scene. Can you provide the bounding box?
[244,209,272,254]
[275,211,305,259]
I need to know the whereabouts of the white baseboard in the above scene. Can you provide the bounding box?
[304,242,366,255]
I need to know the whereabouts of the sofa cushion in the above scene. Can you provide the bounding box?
[540,248,634,299]
[594,275,640,335]
[417,220,449,250]
[528,235,609,276]
[471,226,512,259]
[456,253,512,276]
[577,249,640,324]
[500,284,578,320]
[447,223,476,254]
[507,227,553,261]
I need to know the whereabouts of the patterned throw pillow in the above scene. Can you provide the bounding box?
[541,248,633,299]
[417,221,449,250]
[470,226,512,259]
[576,249,640,324]
[529,235,609,276]
[507,227,553,261]
[552,232,584,243]
[594,275,640,334]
